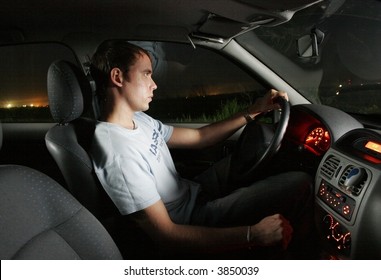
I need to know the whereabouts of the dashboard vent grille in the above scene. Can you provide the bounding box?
[320,155,340,179]
[339,166,354,186]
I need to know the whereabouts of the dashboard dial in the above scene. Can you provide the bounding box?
[305,127,331,155]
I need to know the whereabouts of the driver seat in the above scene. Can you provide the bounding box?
[45,60,119,222]
[44,60,155,258]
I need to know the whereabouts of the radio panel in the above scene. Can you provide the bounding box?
[317,180,356,220]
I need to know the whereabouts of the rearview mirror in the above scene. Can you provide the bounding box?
[297,28,325,59]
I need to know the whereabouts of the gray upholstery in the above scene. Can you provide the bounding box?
[45,60,119,221]
[0,164,122,260]
[0,120,121,259]
[47,60,89,123]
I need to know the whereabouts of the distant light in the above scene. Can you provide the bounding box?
[336,91,340,95]
[6,103,12,108]
[30,104,34,107]
[339,84,342,88]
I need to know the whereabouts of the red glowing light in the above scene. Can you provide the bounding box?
[304,127,331,155]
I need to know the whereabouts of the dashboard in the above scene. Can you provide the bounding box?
[315,128,381,259]
[286,104,364,156]
[279,104,364,176]
[282,104,381,259]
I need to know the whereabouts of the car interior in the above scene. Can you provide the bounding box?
[1,0,381,260]
[0,122,123,260]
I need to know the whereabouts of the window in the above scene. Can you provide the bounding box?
[0,43,78,122]
[141,42,265,123]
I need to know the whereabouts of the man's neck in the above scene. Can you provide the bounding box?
[101,101,136,130]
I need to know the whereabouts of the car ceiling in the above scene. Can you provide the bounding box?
[1,0,323,44]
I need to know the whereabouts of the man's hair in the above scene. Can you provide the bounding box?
[90,40,150,98]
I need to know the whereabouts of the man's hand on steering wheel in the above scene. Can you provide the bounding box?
[228,89,290,187]
[245,89,289,120]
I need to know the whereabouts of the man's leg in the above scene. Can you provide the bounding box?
[191,171,318,258]
[192,171,312,226]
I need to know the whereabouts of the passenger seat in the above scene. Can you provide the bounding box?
[0,123,123,260]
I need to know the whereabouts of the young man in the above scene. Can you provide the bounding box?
[90,40,314,257]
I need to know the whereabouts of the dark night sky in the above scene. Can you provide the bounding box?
[0,43,77,108]
[0,41,258,108]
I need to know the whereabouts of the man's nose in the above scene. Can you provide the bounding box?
[151,79,158,90]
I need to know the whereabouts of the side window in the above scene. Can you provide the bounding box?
[144,42,265,122]
[0,43,78,123]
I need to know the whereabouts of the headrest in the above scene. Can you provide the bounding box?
[47,60,92,124]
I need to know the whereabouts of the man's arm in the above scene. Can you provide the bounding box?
[129,199,293,252]
[167,89,287,149]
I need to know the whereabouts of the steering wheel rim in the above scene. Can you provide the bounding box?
[228,97,290,185]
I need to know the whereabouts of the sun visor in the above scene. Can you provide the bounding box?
[236,0,322,11]
[195,0,324,40]
[198,15,248,38]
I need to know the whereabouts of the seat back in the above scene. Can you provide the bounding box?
[0,123,122,260]
[45,60,162,259]
[45,60,119,221]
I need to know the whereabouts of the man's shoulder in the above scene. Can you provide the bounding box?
[94,121,129,143]
[94,121,115,134]
[135,111,154,123]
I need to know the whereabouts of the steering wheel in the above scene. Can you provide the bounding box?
[228,97,290,186]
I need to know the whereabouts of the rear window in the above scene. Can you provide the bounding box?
[0,43,78,122]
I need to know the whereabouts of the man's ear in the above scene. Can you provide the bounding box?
[110,68,124,87]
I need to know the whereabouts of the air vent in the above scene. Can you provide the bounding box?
[320,155,340,179]
[339,166,368,196]
[339,166,353,186]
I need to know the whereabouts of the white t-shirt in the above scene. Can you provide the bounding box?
[91,112,200,224]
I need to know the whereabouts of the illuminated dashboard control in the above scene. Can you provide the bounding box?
[305,127,331,155]
[322,214,351,253]
[343,205,350,216]
[365,140,381,154]
[317,180,356,221]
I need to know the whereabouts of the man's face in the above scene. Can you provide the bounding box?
[123,53,157,112]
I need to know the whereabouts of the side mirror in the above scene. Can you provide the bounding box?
[297,28,325,60]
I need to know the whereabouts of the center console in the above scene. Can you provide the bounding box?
[315,128,381,259]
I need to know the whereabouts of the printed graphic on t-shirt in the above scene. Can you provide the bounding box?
[149,128,165,162]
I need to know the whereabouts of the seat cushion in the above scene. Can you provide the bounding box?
[0,165,122,260]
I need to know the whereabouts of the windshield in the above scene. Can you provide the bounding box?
[236,0,381,117]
